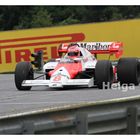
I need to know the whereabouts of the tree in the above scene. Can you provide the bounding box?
[0,6,139,31]
[31,7,53,28]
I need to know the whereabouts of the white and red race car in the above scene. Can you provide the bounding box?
[14,42,140,90]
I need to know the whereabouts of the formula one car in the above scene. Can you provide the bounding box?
[14,42,140,90]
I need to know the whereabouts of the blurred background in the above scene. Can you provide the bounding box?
[0,6,139,31]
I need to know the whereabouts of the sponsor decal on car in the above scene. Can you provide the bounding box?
[53,75,62,81]
[78,42,111,51]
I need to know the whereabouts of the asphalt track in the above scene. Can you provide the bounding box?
[0,74,140,118]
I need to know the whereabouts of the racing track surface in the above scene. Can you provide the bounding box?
[0,74,140,118]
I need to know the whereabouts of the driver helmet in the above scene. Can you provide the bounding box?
[67,45,80,58]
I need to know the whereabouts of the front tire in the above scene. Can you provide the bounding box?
[117,58,140,85]
[15,62,34,90]
[95,60,113,89]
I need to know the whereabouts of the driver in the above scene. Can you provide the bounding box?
[67,45,81,59]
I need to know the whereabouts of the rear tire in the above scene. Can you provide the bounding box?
[95,60,113,89]
[15,62,34,90]
[117,58,140,85]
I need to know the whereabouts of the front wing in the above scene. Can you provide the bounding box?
[22,78,94,88]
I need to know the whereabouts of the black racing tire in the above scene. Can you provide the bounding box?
[15,62,34,90]
[117,58,140,85]
[95,60,113,89]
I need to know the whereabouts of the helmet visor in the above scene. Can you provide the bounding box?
[68,52,79,56]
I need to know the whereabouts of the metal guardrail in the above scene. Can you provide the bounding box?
[0,95,140,134]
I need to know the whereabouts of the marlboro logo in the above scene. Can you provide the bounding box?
[78,42,112,51]
[0,33,85,65]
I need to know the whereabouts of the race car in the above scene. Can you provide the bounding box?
[14,42,140,90]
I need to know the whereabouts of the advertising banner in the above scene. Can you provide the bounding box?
[0,19,140,73]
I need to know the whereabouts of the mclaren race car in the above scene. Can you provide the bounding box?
[14,42,140,90]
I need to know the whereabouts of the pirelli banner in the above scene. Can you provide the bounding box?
[0,19,140,73]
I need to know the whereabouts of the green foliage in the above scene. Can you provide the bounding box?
[0,6,139,31]
[102,7,123,21]
[58,16,80,25]
[31,7,52,28]
[14,6,53,29]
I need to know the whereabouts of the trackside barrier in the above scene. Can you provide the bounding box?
[1,97,140,134]
[127,107,138,134]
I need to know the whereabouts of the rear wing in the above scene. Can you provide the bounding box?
[58,42,123,58]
